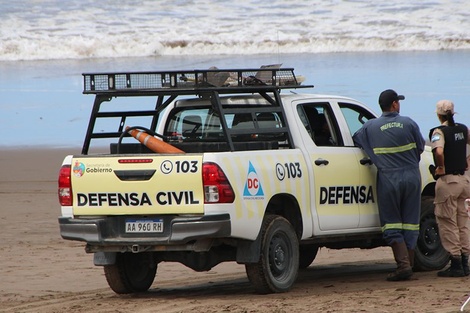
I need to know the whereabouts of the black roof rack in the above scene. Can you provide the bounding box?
[80,67,313,154]
[83,68,312,95]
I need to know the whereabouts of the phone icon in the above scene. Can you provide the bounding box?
[160,160,173,174]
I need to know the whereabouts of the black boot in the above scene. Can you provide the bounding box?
[462,254,469,276]
[437,255,465,277]
[387,242,413,281]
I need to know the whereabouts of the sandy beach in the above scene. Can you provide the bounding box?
[0,147,469,313]
[2,0,470,310]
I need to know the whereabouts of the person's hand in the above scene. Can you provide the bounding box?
[435,166,445,178]
[429,165,444,180]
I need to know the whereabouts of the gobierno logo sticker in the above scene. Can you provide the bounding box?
[73,160,85,177]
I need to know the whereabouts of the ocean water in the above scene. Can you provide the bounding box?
[0,0,469,148]
[2,0,470,60]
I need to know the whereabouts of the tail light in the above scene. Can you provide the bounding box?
[58,165,73,206]
[202,162,235,203]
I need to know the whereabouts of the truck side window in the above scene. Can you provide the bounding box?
[297,103,341,147]
[339,103,376,137]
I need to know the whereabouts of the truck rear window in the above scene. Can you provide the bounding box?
[164,108,286,144]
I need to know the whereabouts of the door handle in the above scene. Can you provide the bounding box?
[360,158,372,165]
[315,159,329,166]
[114,170,156,181]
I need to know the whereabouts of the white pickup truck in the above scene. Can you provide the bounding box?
[58,67,447,295]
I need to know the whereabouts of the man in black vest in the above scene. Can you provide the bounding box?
[430,100,470,277]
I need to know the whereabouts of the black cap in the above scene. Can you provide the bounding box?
[378,89,405,107]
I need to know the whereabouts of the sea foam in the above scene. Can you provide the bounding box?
[1,0,469,61]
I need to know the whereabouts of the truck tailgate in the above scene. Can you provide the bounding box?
[71,154,204,215]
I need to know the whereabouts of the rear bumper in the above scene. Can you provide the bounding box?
[58,214,231,245]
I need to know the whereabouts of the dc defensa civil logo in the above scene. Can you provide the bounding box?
[243,161,264,199]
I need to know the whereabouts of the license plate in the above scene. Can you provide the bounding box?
[125,219,163,233]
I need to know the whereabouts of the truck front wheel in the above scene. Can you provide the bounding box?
[104,252,157,294]
[414,196,449,271]
[245,215,299,294]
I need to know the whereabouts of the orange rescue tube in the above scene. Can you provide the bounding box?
[126,127,185,154]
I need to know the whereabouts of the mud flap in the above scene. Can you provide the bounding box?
[94,251,116,266]
[236,236,262,263]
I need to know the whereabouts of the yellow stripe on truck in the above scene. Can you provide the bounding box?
[208,150,309,240]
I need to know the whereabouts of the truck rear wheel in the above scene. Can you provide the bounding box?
[414,196,449,271]
[104,252,157,294]
[245,215,299,294]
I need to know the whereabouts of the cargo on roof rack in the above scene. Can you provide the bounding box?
[82,67,312,95]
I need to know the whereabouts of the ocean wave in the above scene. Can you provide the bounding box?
[1,0,470,61]
[2,36,470,61]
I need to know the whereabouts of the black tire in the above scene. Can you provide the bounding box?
[414,196,449,271]
[104,252,157,294]
[245,215,299,294]
[299,245,319,269]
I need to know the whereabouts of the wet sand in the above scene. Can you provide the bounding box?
[1,147,470,313]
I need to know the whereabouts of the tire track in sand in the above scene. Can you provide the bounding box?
[1,271,249,313]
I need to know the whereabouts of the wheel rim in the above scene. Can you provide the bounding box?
[269,233,291,278]
[418,214,441,256]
